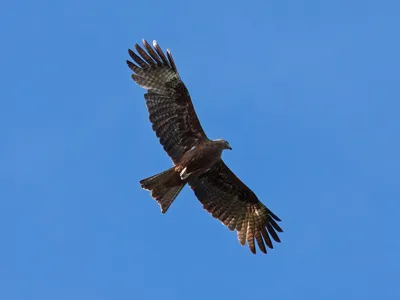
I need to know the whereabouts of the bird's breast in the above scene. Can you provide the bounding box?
[176,146,221,179]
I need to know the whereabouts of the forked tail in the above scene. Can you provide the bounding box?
[140,167,186,213]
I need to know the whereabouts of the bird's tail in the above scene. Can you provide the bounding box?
[140,167,186,213]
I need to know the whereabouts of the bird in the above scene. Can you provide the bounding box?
[126,39,283,254]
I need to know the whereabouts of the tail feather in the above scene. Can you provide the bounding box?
[157,184,185,213]
[140,167,185,213]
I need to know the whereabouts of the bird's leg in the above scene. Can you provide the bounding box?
[179,167,191,180]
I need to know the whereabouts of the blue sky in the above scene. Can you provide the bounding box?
[1,0,399,299]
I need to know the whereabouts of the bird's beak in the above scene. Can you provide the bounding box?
[228,146,232,150]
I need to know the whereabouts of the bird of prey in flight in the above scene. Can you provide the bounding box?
[126,39,283,254]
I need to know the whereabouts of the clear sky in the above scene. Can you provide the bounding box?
[1,0,399,299]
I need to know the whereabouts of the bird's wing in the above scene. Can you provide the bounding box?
[188,160,283,254]
[127,39,207,163]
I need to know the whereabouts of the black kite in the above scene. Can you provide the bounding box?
[126,39,283,254]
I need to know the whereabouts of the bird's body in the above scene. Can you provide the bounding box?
[175,140,230,180]
[127,39,283,254]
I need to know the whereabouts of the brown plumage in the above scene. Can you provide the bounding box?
[127,39,283,254]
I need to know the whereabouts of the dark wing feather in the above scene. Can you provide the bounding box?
[127,39,207,163]
[188,160,283,254]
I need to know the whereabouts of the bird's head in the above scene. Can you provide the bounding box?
[215,139,232,150]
